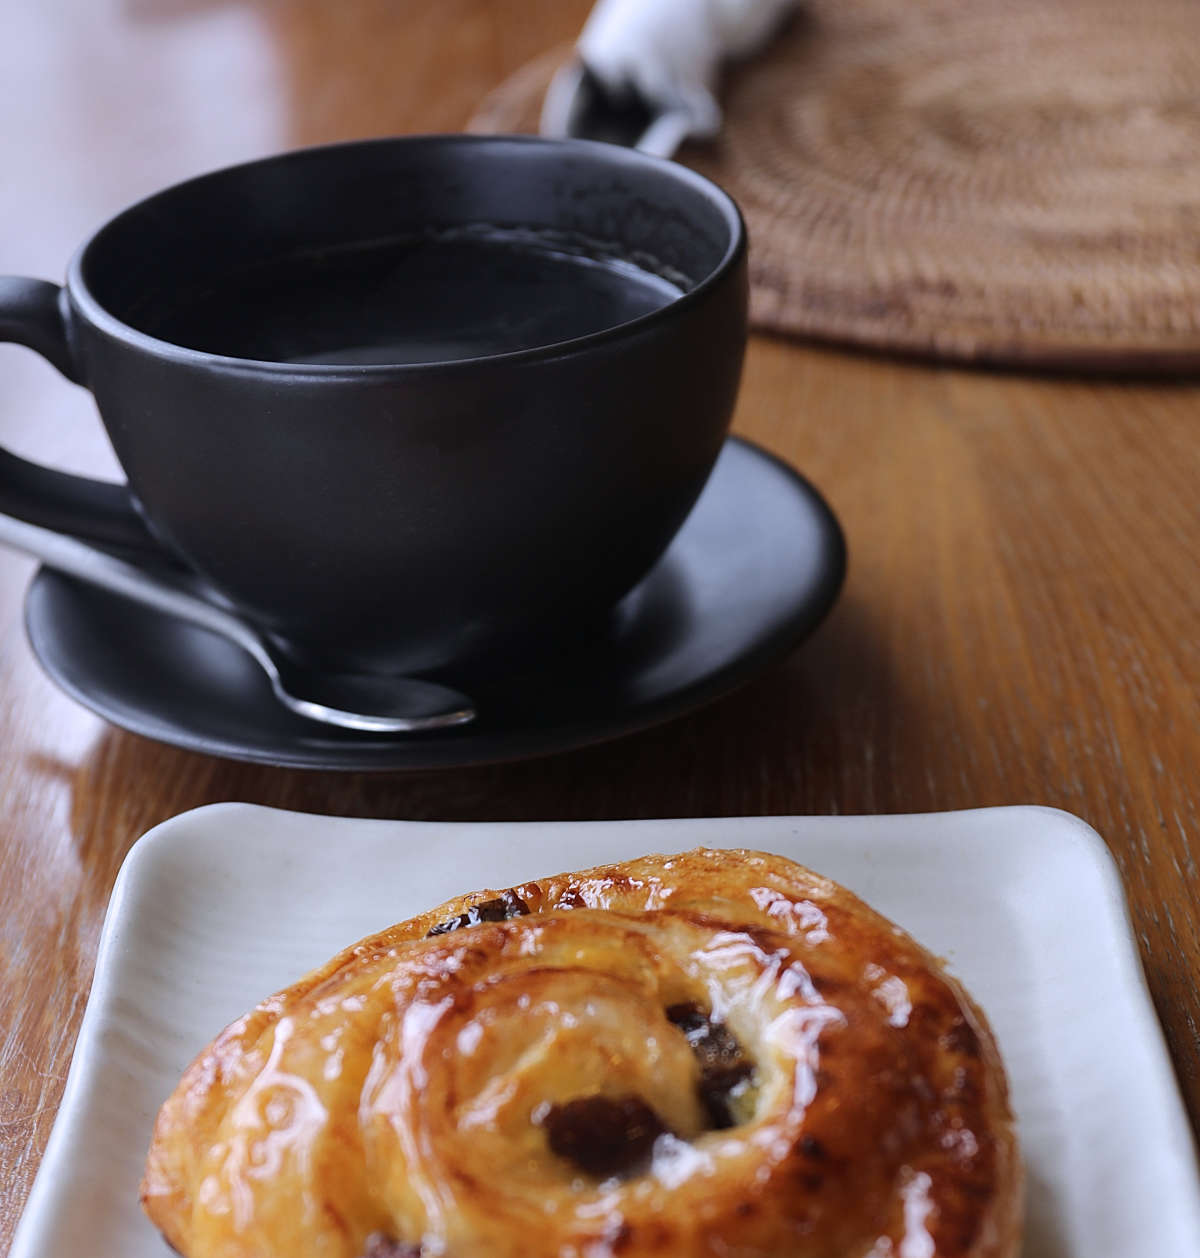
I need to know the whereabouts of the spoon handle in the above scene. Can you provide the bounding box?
[0,511,477,732]
[0,511,272,669]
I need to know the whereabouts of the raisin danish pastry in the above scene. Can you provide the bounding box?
[142,848,1022,1258]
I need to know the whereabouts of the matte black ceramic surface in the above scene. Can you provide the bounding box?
[24,439,845,771]
[0,135,747,675]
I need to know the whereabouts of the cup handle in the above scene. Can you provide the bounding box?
[0,276,161,554]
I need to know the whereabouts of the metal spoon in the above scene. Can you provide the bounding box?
[0,514,476,733]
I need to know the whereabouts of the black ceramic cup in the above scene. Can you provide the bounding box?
[0,135,747,677]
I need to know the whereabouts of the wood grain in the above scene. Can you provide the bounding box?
[1,0,1198,1248]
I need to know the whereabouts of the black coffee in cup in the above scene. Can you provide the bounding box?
[141,229,687,366]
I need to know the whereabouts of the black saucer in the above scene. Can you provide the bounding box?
[23,438,845,770]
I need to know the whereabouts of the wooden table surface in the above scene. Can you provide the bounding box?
[1,0,1198,1247]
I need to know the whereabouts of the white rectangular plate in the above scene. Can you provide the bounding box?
[12,805,1200,1257]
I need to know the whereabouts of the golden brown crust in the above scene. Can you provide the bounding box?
[142,848,1022,1258]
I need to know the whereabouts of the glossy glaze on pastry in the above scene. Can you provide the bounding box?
[142,848,1022,1258]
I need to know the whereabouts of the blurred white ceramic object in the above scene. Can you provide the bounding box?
[541,0,796,157]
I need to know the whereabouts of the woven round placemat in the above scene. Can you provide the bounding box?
[470,0,1200,370]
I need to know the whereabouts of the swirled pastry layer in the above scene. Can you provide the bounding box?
[142,848,1022,1258]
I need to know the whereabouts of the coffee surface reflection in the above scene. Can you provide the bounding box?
[143,229,687,366]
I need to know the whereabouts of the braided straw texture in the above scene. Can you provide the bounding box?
[470,0,1200,370]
